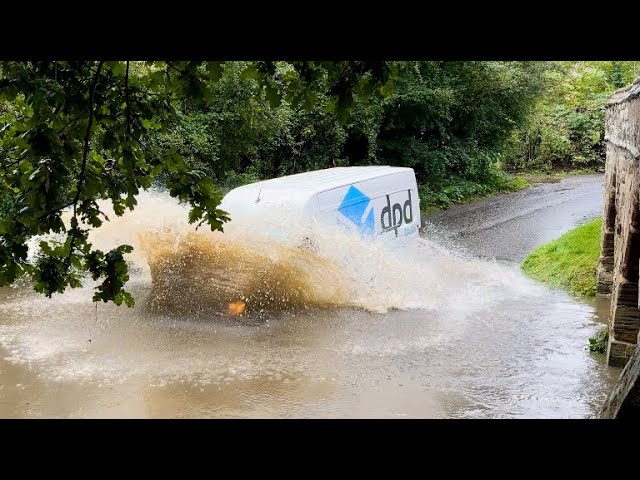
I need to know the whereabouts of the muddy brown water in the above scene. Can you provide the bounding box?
[0,174,620,418]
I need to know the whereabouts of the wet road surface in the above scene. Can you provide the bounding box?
[425,174,604,262]
[0,177,619,418]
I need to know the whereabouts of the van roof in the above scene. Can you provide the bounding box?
[229,166,413,197]
[220,166,417,233]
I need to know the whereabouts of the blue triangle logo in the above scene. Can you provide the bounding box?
[338,186,374,236]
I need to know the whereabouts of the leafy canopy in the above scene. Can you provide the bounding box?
[0,61,392,305]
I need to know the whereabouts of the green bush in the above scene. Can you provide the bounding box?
[370,62,549,185]
[506,62,638,172]
[589,326,609,354]
[219,171,262,192]
[147,61,638,210]
[419,168,527,209]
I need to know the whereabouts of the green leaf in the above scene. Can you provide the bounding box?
[379,80,396,97]
[265,84,281,108]
[118,244,134,254]
[123,291,135,308]
[206,62,224,82]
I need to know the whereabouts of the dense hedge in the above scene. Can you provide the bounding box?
[151,62,639,201]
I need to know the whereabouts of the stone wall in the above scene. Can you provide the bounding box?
[597,78,640,367]
[600,339,640,418]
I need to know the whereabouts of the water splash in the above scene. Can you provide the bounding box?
[75,189,547,317]
[138,229,348,315]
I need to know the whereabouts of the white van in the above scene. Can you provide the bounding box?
[220,166,422,244]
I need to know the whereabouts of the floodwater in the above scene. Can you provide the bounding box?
[0,174,620,418]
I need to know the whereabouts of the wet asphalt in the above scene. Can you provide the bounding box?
[423,174,605,263]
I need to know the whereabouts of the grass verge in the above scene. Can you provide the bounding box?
[521,218,602,297]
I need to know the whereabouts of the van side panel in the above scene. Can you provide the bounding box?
[313,171,421,240]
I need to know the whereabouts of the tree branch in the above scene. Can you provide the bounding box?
[57,115,82,134]
[125,61,132,140]
[37,200,75,220]
[0,149,29,174]
[165,61,185,75]
[65,61,104,268]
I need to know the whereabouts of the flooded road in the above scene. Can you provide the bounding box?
[0,175,619,418]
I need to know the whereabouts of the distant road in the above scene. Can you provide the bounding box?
[424,174,605,262]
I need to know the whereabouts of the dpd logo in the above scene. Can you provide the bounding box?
[381,190,413,236]
[338,186,414,237]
